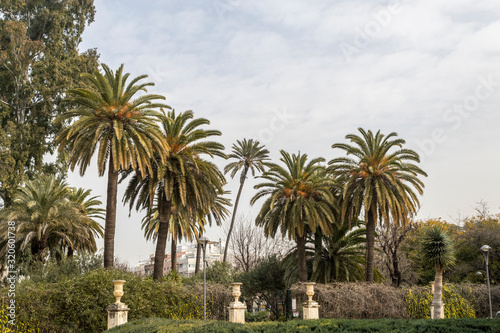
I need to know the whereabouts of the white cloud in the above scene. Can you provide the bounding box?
[75,0,500,265]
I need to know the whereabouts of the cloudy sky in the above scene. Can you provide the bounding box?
[68,0,500,266]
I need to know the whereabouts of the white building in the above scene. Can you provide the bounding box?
[135,240,225,277]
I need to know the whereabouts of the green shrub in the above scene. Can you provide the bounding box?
[107,318,500,333]
[245,310,270,322]
[2,268,211,332]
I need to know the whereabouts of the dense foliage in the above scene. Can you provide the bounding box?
[0,0,99,207]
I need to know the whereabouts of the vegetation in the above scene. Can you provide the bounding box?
[420,226,456,319]
[3,2,500,332]
[0,0,99,208]
[121,109,227,279]
[107,317,500,333]
[0,175,103,268]
[252,151,337,281]
[329,128,427,282]
[223,138,271,263]
[282,223,370,284]
[55,63,168,268]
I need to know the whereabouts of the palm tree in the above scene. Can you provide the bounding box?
[0,176,103,263]
[141,204,204,273]
[55,63,168,268]
[122,110,226,280]
[421,226,455,319]
[251,151,336,282]
[66,187,105,257]
[281,223,372,284]
[328,128,427,282]
[223,139,271,263]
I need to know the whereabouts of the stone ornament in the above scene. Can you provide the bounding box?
[228,282,246,324]
[107,280,130,330]
[113,280,126,303]
[303,282,320,320]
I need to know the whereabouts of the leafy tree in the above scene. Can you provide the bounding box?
[0,175,103,264]
[238,254,286,316]
[329,128,427,282]
[420,226,456,319]
[452,213,500,284]
[122,110,226,280]
[223,139,271,263]
[55,63,168,268]
[0,1,99,206]
[252,151,336,282]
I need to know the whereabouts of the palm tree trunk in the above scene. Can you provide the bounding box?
[37,238,47,264]
[314,230,322,255]
[104,156,118,268]
[171,237,177,272]
[365,208,376,283]
[313,230,322,275]
[153,195,171,280]
[297,235,307,282]
[433,268,444,319]
[195,243,202,274]
[223,166,248,263]
[67,246,74,258]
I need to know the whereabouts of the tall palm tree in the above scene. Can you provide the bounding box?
[421,226,455,319]
[0,176,103,263]
[223,139,271,263]
[251,151,336,282]
[122,110,226,280]
[55,63,168,268]
[328,128,427,282]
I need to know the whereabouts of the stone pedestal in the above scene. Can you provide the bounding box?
[302,282,320,320]
[107,280,130,329]
[107,302,130,329]
[228,282,246,324]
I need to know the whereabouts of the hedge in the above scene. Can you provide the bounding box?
[1,268,499,332]
[107,318,500,333]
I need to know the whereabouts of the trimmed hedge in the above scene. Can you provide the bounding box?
[1,268,232,332]
[107,318,500,333]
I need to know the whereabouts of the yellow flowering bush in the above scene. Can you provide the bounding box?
[405,284,475,319]
[0,304,39,333]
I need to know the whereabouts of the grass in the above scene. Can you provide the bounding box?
[107,317,500,332]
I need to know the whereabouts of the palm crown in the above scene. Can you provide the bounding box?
[223,138,271,262]
[328,128,427,282]
[122,109,227,279]
[55,63,168,177]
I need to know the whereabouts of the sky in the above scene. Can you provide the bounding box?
[67,0,500,267]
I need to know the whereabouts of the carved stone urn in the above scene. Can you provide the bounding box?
[231,282,243,303]
[228,282,246,324]
[112,280,126,304]
[305,282,316,302]
[303,282,319,319]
